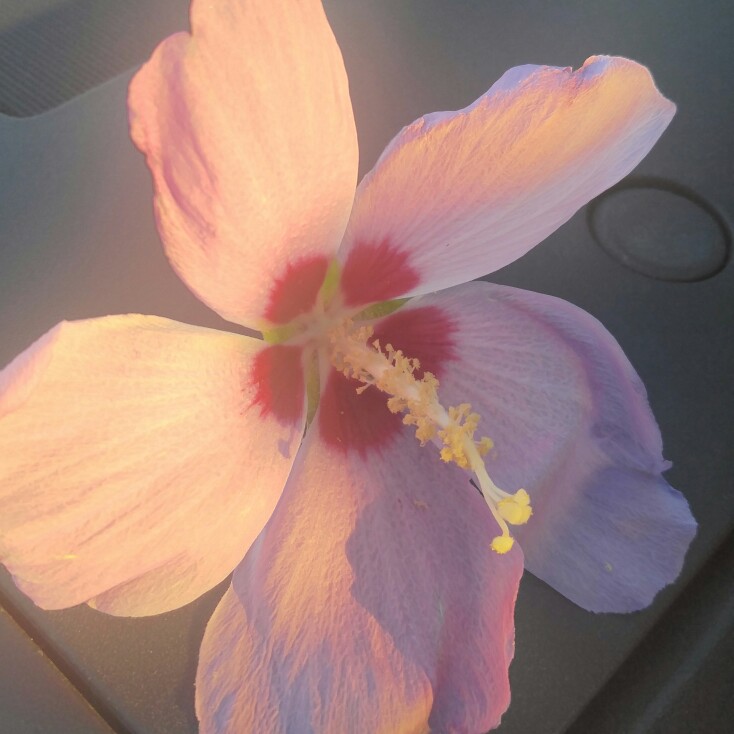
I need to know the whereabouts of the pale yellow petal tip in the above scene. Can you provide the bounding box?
[491,535,514,554]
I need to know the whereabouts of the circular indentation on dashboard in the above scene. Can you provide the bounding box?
[588,179,730,282]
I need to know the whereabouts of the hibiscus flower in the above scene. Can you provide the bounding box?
[0,0,696,732]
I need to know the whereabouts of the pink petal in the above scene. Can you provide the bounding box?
[128,0,358,327]
[196,422,523,733]
[0,316,304,616]
[338,56,675,305]
[396,283,695,612]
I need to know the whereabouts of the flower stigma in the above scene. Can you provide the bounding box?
[328,318,533,554]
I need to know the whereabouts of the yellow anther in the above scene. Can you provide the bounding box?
[440,446,455,463]
[477,436,494,456]
[490,535,515,554]
[414,420,437,445]
[437,402,483,469]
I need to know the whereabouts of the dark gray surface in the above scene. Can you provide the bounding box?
[567,531,734,734]
[0,1,732,733]
[0,606,113,734]
[0,0,190,116]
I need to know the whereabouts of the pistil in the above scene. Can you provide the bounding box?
[329,319,532,553]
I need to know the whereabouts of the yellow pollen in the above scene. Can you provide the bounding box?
[386,396,406,413]
[438,403,481,469]
[328,318,532,555]
[477,436,494,456]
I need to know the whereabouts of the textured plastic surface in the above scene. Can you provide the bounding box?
[0,0,190,116]
[0,1,732,733]
[0,606,113,734]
